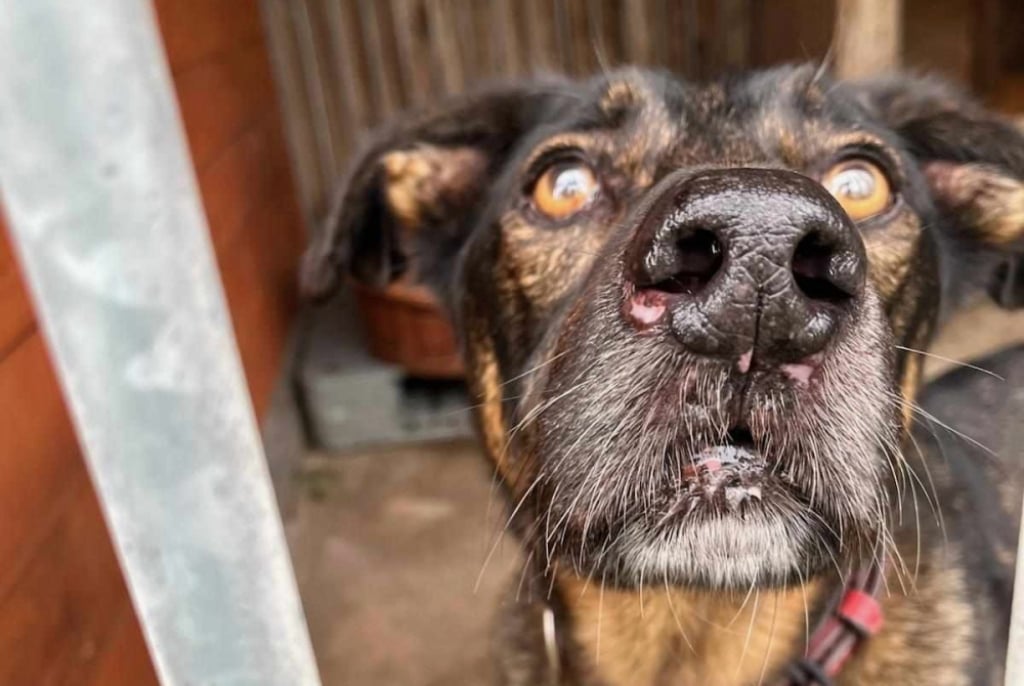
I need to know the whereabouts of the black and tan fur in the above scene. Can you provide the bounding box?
[303,66,1024,684]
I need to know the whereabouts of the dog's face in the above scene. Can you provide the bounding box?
[304,66,1024,591]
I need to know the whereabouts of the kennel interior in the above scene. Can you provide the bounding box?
[3,1,1024,684]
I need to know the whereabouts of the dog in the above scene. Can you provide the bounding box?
[301,65,1024,684]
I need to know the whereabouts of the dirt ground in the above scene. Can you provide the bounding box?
[286,440,520,686]
[285,302,1024,686]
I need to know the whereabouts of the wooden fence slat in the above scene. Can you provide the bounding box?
[426,0,465,95]
[260,0,323,223]
[263,0,778,222]
[522,0,560,76]
[390,0,435,106]
[291,0,339,196]
[835,0,903,79]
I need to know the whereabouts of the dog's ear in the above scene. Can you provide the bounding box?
[854,74,1024,308]
[300,83,572,300]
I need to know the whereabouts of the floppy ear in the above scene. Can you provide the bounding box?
[854,74,1024,308]
[299,82,573,301]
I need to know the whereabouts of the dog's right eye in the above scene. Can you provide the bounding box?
[531,161,599,221]
[821,158,894,222]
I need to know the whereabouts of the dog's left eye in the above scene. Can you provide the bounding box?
[531,161,599,221]
[821,158,893,222]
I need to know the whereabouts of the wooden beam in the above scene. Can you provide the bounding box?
[834,0,903,79]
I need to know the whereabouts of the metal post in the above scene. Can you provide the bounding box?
[0,3,321,685]
[1010,524,1024,684]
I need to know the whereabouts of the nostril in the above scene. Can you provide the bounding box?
[646,229,723,295]
[791,231,854,304]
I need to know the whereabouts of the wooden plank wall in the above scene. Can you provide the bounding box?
[264,0,1009,231]
[262,0,781,225]
[0,0,306,682]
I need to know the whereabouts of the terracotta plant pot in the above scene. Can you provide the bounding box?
[353,281,464,379]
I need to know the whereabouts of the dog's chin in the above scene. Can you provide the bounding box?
[551,483,844,591]
[608,509,834,590]
[541,439,879,591]
[610,443,843,590]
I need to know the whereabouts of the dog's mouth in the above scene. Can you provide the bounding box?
[673,427,768,510]
[524,353,892,587]
[527,369,892,587]
[655,424,801,532]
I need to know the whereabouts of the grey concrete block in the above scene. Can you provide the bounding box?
[297,294,474,452]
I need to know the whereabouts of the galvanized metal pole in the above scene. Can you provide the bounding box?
[1010,524,1024,684]
[0,3,321,685]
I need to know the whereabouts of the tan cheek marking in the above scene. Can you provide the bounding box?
[865,243,910,304]
[861,211,924,429]
[466,329,511,480]
[502,218,606,313]
[864,210,921,303]
[899,352,922,432]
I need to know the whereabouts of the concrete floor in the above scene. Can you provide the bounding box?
[285,440,520,686]
[285,302,1024,686]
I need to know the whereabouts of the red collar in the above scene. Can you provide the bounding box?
[778,559,886,685]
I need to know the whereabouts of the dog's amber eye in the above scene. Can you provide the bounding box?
[822,159,893,221]
[532,161,599,220]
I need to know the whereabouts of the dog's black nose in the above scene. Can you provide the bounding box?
[628,168,866,366]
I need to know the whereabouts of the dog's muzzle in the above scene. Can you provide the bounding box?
[625,168,867,369]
